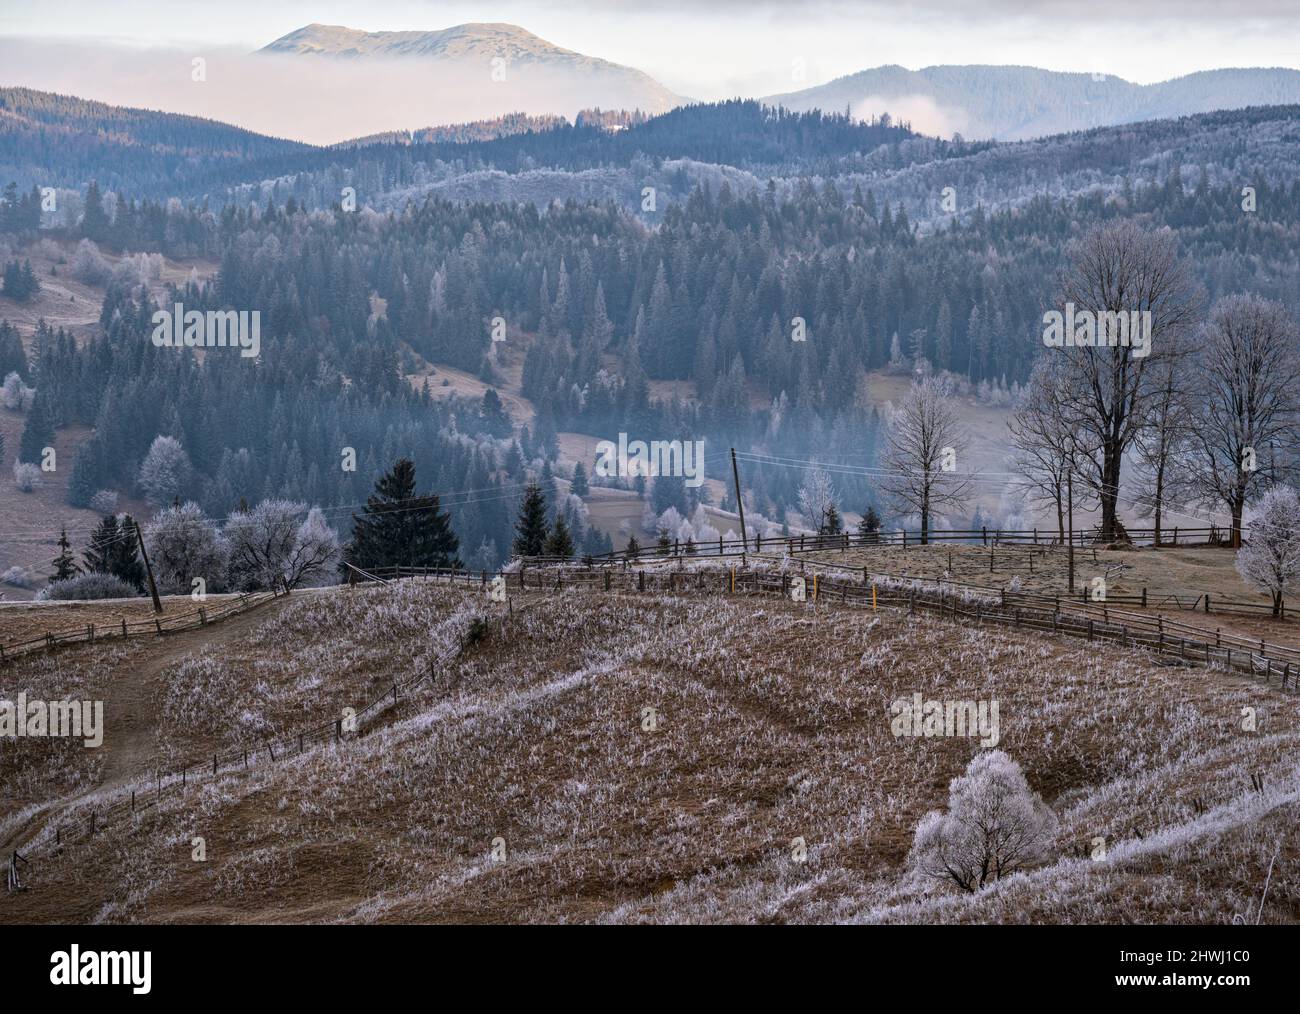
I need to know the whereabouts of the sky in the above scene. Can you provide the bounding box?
[3,0,1299,99]
[1,1,1297,144]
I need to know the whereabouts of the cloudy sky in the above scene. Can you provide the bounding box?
[4,0,1298,98]
[1,1,1297,143]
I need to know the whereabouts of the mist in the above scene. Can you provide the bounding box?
[0,37,667,145]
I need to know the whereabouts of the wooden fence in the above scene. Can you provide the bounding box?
[0,589,285,665]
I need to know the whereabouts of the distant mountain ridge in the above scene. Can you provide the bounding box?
[764,64,1300,140]
[260,22,682,114]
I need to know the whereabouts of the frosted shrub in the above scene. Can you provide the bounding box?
[907,750,1057,893]
[44,572,138,601]
[88,489,120,514]
[12,461,40,492]
[2,566,31,588]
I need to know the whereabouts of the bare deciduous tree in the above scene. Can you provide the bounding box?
[1133,325,1196,543]
[1052,221,1201,540]
[797,464,836,533]
[1183,295,1300,547]
[226,500,340,591]
[880,374,973,544]
[908,750,1058,893]
[1009,356,1092,540]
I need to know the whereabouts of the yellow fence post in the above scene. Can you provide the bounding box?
[872,584,877,611]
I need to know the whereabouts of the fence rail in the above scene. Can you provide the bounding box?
[578,524,1240,564]
[0,590,285,665]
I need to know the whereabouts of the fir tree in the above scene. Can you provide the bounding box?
[53,526,80,580]
[112,516,147,591]
[544,515,575,558]
[656,526,672,555]
[823,502,843,535]
[346,458,460,570]
[83,515,121,574]
[512,481,549,558]
[570,461,589,497]
[858,506,881,544]
[18,389,55,463]
[624,533,641,560]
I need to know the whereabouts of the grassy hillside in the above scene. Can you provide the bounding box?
[3,578,1297,923]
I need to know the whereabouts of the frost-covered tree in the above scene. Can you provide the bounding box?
[226,500,340,590]
[12,460,40,492]
[797,464,836,533]
[1,371,34,411]
[1235,486,1300,618]
[143,501,229,595]
[1051,221,1201,541]
[880,374,973,543]
[137,435,192,507]
[1009,355,1083,541]
[908,750,1057,893]
[1183,295,1300,547]
[72,238,110,285]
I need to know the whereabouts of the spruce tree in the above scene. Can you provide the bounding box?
[346,458,460,570]
[53,526,79,580]
[512,481,548,558]
[18,389,55,463]
[544,515,575,558]
[858,506,881,544]
[111,516,147,591]
[624,534,641,560]
[823,503,843,535]
[570,461,589,497]
[83,515,121,574]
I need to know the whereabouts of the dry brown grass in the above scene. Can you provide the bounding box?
[2,578,1298,924]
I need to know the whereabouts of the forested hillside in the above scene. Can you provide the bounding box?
[4,96,1300,571]
[0,87,310,197]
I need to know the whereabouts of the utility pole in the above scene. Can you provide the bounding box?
[730,447,748,566]
[134,518,163,614]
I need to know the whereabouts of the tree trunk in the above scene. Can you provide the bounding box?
[1099,450,1123,541]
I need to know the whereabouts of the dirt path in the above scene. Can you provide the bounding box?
[0,595,296,853]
